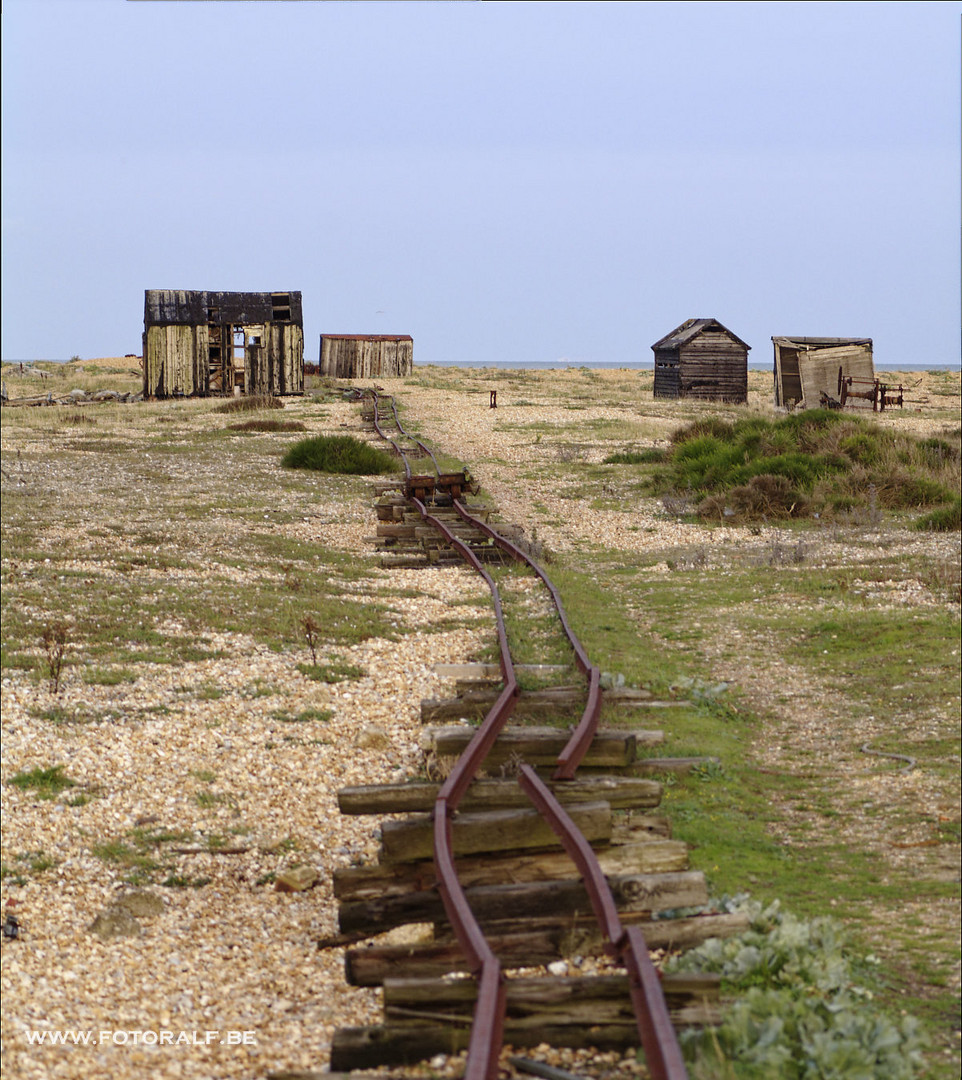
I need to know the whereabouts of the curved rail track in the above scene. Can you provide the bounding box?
[345,391,689,1080]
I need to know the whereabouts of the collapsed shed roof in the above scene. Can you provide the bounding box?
[772,336,872,349]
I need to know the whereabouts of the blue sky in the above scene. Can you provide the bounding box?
[1,0,958,365]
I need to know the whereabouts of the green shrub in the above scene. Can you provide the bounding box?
[281,435,396,475]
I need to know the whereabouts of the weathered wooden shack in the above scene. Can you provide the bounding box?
[319,335,413,379]
[651,319,749,403]
[143,290,304,398]
[771,337,874,409]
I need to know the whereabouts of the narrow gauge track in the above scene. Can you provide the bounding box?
[337,391,689,1080]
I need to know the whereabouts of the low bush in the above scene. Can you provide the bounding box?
[659,411,960,526]
[281,435,396,475]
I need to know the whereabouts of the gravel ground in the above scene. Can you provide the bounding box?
[2,363,959,1079]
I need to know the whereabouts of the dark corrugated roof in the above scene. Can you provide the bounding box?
[651,318,750,351]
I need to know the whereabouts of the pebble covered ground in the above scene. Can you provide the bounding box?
[2,362,959,1079]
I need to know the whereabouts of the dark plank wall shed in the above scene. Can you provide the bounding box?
[143,290,304,398]
[319,335,414,379]
[772,337,874,409]
[651,318,749,403]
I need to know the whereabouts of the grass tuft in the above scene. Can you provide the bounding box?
[10,765,77,799]
[214,394,284,413]
[603,447,668,465]
[227,419,307,433]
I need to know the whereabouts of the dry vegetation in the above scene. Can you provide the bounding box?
[1,358,959,1080]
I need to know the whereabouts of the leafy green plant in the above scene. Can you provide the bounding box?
[668,898,927,1079]
[281,434,396,475]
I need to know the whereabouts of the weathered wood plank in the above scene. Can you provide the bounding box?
[331,993,720,1071]
[383,971,719,1024]
[337,775,662,816]
[421,688,657,724]
[334,838,688,902]
[337,870,707,937]
[379,802,612,863]
[424,726,655,768]
[341,911,749,984]
[433,663,570,680]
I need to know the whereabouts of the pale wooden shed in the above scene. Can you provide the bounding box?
[319,335,413,379]
[772,337,874,409]
[143,290,304,398]
[651,318,749,403]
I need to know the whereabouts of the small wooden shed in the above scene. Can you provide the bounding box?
[651,318,750,403]
[319,335,413,379]
[143,290,304,398]
[772,337,874,409]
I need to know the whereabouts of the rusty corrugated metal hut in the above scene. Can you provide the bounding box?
[319,334,413,379]
[651,318,750,403]
[143,290,304,398]
[772,336,874,409]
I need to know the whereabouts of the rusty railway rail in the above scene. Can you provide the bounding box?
[342,391,689,1080]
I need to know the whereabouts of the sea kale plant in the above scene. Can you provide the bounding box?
[667,896,926,1079]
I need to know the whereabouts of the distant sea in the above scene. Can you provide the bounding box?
[425,360,960,372]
